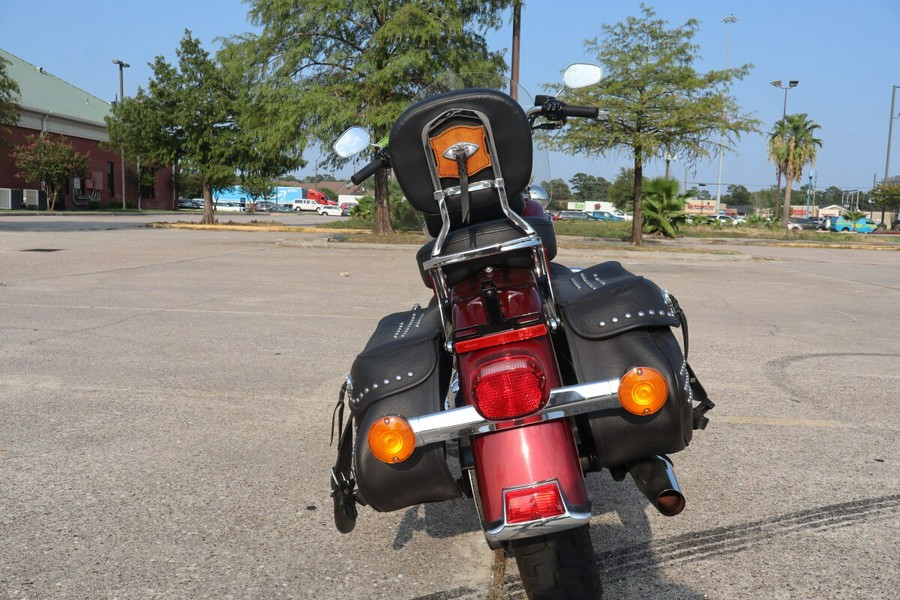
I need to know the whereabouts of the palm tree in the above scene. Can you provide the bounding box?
[844,209,866,232]
[642,177,685,237]
[767,113,822,228]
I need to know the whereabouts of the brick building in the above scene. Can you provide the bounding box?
[0,48,172,210]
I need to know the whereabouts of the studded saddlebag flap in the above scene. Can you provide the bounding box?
[348,304,460,512]
[552,262,695,469]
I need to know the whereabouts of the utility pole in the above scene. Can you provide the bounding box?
[112,59,130,210]
[805,172,812,217]
[714,14,737,215]
[884,85,899,185]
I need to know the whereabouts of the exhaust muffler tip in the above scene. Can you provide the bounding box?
[628,455,686,517]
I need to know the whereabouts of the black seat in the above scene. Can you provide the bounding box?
[389,88,533,238]
[415,216,557,288]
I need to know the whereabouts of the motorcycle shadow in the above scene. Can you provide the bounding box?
[582,470,707,599]
[390,471,707,598]
[392,496,481,550]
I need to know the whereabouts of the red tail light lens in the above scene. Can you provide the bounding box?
[471,355,547,420]
[505,482,566,524]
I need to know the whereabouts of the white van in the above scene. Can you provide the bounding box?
[213,200,245,212]
[293,198,322,211]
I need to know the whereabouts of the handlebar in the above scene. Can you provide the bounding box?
[529,96,600,127]
[561,105,599,118]
[350,148,391,185]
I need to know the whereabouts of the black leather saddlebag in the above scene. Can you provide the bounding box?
[348,304,461,512]
[552,262,695,469]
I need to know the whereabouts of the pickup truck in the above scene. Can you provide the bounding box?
[590,210,624,221]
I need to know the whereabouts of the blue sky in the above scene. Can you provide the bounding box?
[2,0,898,193]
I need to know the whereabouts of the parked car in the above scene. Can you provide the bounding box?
[177,198,202,209]
[829,216,877,233]
[317,204,344,216]
[787,217,819,231]
[556,210,591,220]
[253,201,276,212]
[590,210,624,221]
[711,214,737,225]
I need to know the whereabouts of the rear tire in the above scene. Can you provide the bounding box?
[511,525,602,599]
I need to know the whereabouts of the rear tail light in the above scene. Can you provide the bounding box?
[470,354,548,420]
[505,482,566,524]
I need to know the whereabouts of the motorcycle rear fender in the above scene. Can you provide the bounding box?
[452,283,590,538]
[472,420,591,541]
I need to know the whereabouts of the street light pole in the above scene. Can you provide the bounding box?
[771,79,799,203]
[112,59,130,210]
[714,14,738,215]
[883,85,899,184]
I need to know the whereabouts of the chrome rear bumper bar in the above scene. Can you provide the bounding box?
[407,377,621,447]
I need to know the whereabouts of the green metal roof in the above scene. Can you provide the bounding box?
[1,48,110,126]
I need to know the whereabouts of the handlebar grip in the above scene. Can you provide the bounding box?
[350,157,385,185]
[562,105,600,118]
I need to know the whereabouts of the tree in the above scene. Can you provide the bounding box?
[550,5,759,245]
[820,186,844,207]
[13,134,88,210]
[844,209,866,231]
[173,169,203,200]
[297,174,336,185]
[234,0,515,235]
[750,187,777,216]
[608,167,645,211]
[107,31,305,222]
[642,177,685,237]
[872,183,900,224]
[725,184,750,206]
[241,173,275,206]
[0,55,21,146]
[767,113,822,227]
[569,172,610,201]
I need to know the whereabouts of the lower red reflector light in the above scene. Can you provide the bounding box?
[505,482,566,525]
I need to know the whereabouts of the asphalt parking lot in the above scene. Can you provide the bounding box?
[1,215,898,599]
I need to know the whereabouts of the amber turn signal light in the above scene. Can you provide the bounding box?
[618,367,668,416]
[367,415,416,464]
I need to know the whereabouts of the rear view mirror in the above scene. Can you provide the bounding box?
[333,127,371,158]
[563,64,602,89]
[528,184,551,208]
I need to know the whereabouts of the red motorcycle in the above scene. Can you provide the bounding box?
[330,65,713,599]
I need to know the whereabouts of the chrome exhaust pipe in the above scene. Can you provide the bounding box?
[628,455,686,517]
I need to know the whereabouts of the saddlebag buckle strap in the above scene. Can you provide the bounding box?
[330,379,359,533]
[687,362,715,430]
[331,466,358,534]
[669,293,715,430]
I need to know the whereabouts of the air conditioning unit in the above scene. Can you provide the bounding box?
[0,188,11,210]
[23,189,40,209]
